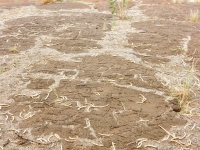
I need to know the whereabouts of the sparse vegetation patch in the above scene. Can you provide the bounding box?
[169,62,196,112]
[173,0,183,4]
[190,9,199,22]
[109,0,130,20]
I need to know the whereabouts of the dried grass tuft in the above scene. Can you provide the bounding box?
[169,62,196,112]
[190,9,199,22]
[173,0,182,4]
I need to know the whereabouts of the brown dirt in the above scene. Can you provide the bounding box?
[0,0,34,3]
[0,0,200,150]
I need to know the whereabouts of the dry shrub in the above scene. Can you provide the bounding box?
[170,63,196,112]
[38,0,61,4]
[190,9,199,22]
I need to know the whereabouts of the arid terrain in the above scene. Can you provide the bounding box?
[0,0,200,149]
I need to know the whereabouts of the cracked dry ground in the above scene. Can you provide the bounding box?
[0,0,200,149]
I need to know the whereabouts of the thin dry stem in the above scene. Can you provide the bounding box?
[190,9,199,22]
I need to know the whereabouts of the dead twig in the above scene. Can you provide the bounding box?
[15,131,61,145]
[137,94,147,104]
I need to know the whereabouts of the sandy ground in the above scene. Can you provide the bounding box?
[0,0,200,149]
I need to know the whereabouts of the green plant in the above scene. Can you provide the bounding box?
[109,0,130,20]
[109,0,118,15]
[190,9,199,22]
